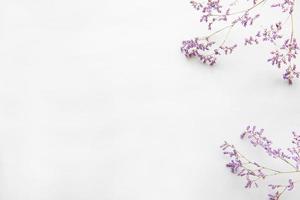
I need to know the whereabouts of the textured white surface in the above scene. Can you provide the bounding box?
[0,0,300,199]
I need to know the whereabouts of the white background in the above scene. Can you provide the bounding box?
[0,0,300,199]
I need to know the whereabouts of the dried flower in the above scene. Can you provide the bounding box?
[221,126,300,199]
[182,0,299,84]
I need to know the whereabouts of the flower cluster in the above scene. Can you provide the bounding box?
[271,0,295,14]
[181,37,237,65]
[190,0,260,30]
[182,0,299,84]
[221,126,300,199]
[268,179,295,200]
[181,38,217,65]
[266,38,299,84]
[244,22,283,45]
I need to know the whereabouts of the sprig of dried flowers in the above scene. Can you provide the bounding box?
[181,0,299,84]
[221,126,300,199]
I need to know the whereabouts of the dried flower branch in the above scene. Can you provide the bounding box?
[221,126,300,199]
[181,0,299,84]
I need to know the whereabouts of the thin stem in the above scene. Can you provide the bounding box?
[199,24,235,40]
[220,25,233,46]
[236,148,300,174]
[278,186,288,199]
[290,13,294,41]
[198,0,267,47]
[210,0,267,17]
[250,134,298,170]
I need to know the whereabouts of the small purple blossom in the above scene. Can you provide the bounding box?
[271,0,295,14]
[233,12,260,27]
